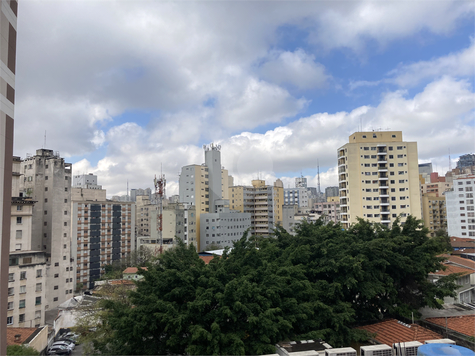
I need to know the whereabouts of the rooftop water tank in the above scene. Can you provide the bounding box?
[417,344,475,356]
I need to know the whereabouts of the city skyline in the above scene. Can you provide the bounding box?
[13,0,475,197]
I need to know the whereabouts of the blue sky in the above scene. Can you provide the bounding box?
[14,0,475,196]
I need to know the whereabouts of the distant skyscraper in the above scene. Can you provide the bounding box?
[325,186,339,199]
[337,131,421,229]
[457,154,475,169]
[1,0,18,350]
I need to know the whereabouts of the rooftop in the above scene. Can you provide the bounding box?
[442,254,475,270]
[6,327,38,346]
[450,237,475,249]
[123,267,148,274]
[199,255,215,264]
[357,319,442,345]
[426,315,475,337]
[429,263,473,277]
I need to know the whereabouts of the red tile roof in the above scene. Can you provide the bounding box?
[442,254,475,270]
[426,315,475,337]
[429,263,473,277]
[109,279,135,285]
[450,237,475,248]
[452,249,475,255]
[357,319,442,345]
[123,267,148,274]
[6,327,37,345]
[199,255,215,264]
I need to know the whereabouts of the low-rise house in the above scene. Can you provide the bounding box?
[6,326,48,353]
[426,315,475,338]
[123,267,148,280]
[357,319,442,346]
[428,263,474,304]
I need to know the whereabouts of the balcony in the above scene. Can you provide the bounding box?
[381,219,391,223]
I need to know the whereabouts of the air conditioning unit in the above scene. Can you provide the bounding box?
[392,341,422,356]
[360,344,392,356]
[325,347,357,356]
[424,339,456,345]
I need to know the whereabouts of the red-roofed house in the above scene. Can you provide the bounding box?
[123,267,148,280]
[428,263,474,304]
[357,319,442,346]
[6,326,48,353]
[426,315,475,337]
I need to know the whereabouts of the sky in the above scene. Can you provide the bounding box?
[14,0,475,197]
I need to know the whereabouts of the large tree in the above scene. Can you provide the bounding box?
[90,216,458,355]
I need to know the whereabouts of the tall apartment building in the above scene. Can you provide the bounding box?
[421,193,447,237]
[130,188,152,203]
[136,195,156,237]
[20,149,75,309]
[446,174,475,238]
[420,172,452,197]
[179,144,230,247]
[338,131,421,229]
[284,187,309,207]
[229,179,284,236]
[314,201,340,224]
[8,157,46,328]
[71,174,135,289]
[1,0,18,350]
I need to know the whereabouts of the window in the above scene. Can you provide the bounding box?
[388,146,393,150]
[389,155,394,159]
[15,230,22,239]
[54,274,59,278]
[19,299,26,308]
[398,163,404,167]
[390,172,395,176]
[64,211,67,215]
[36,283,42,292]
[64,222,67,226]
[7,316,13,325]
[36,269,42,278]
[45,176,48,180]
[8,302,13,310]
[35,297,41,305]
[9,257,18,266]
[16,217,22,224]
[45,187,48,192]
[397,146,403,150]
[54,285,58,290]
[20,286,26,294]
[54,297,58,302]
[398,171,404,175]
[389,163,394,167]
[397,155,403,159]
[35,311,41,319]
[9,273,14,281]
[20,271,26,280]
[390,180,395,184]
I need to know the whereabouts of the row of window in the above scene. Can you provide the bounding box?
[362,154,406,159]
[360,145,403,150]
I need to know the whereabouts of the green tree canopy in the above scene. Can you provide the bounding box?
[92,216,458,355]
[6,345,39,356]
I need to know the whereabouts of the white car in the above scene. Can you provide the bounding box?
[52,340,75,350]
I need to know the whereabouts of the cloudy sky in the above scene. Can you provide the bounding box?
[14,0,475,197]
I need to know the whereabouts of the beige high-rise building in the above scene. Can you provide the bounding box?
[1,0,17,351]
[338,131,421,229]
[421,193,447,237]
[229,179,284,236]
[179,144,229,247]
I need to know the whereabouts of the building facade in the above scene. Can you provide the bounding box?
[179,144,230,247]
[1,0,18,350]
[446,174,475,238]
[295,176,307,188]
[338,131,422,229]
[421,193,447,237]
[229,179,284,236]
[8,156,46,328]
[324,186,339,199]
[200,200,251,250]
[71,200,135,289]
[20,149,74,309]
[283,187,309,207]
[314,201,340,224]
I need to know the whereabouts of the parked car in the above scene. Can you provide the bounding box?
[47,345,71,355]
[52,340,75,350]
[58,336,78,345]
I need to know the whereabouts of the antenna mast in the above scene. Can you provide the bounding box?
[154,170,166,254]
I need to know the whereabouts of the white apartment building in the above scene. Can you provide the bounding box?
[446,174,475,238]
[338,131,421,229]
[20,149,75,309]
[8,157,46,327]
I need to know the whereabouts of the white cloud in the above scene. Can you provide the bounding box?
[260,49,330,90]
[388,40,475,87]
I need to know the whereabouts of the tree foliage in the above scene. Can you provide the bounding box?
[6,345,39,356]
[91,216,458,355]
